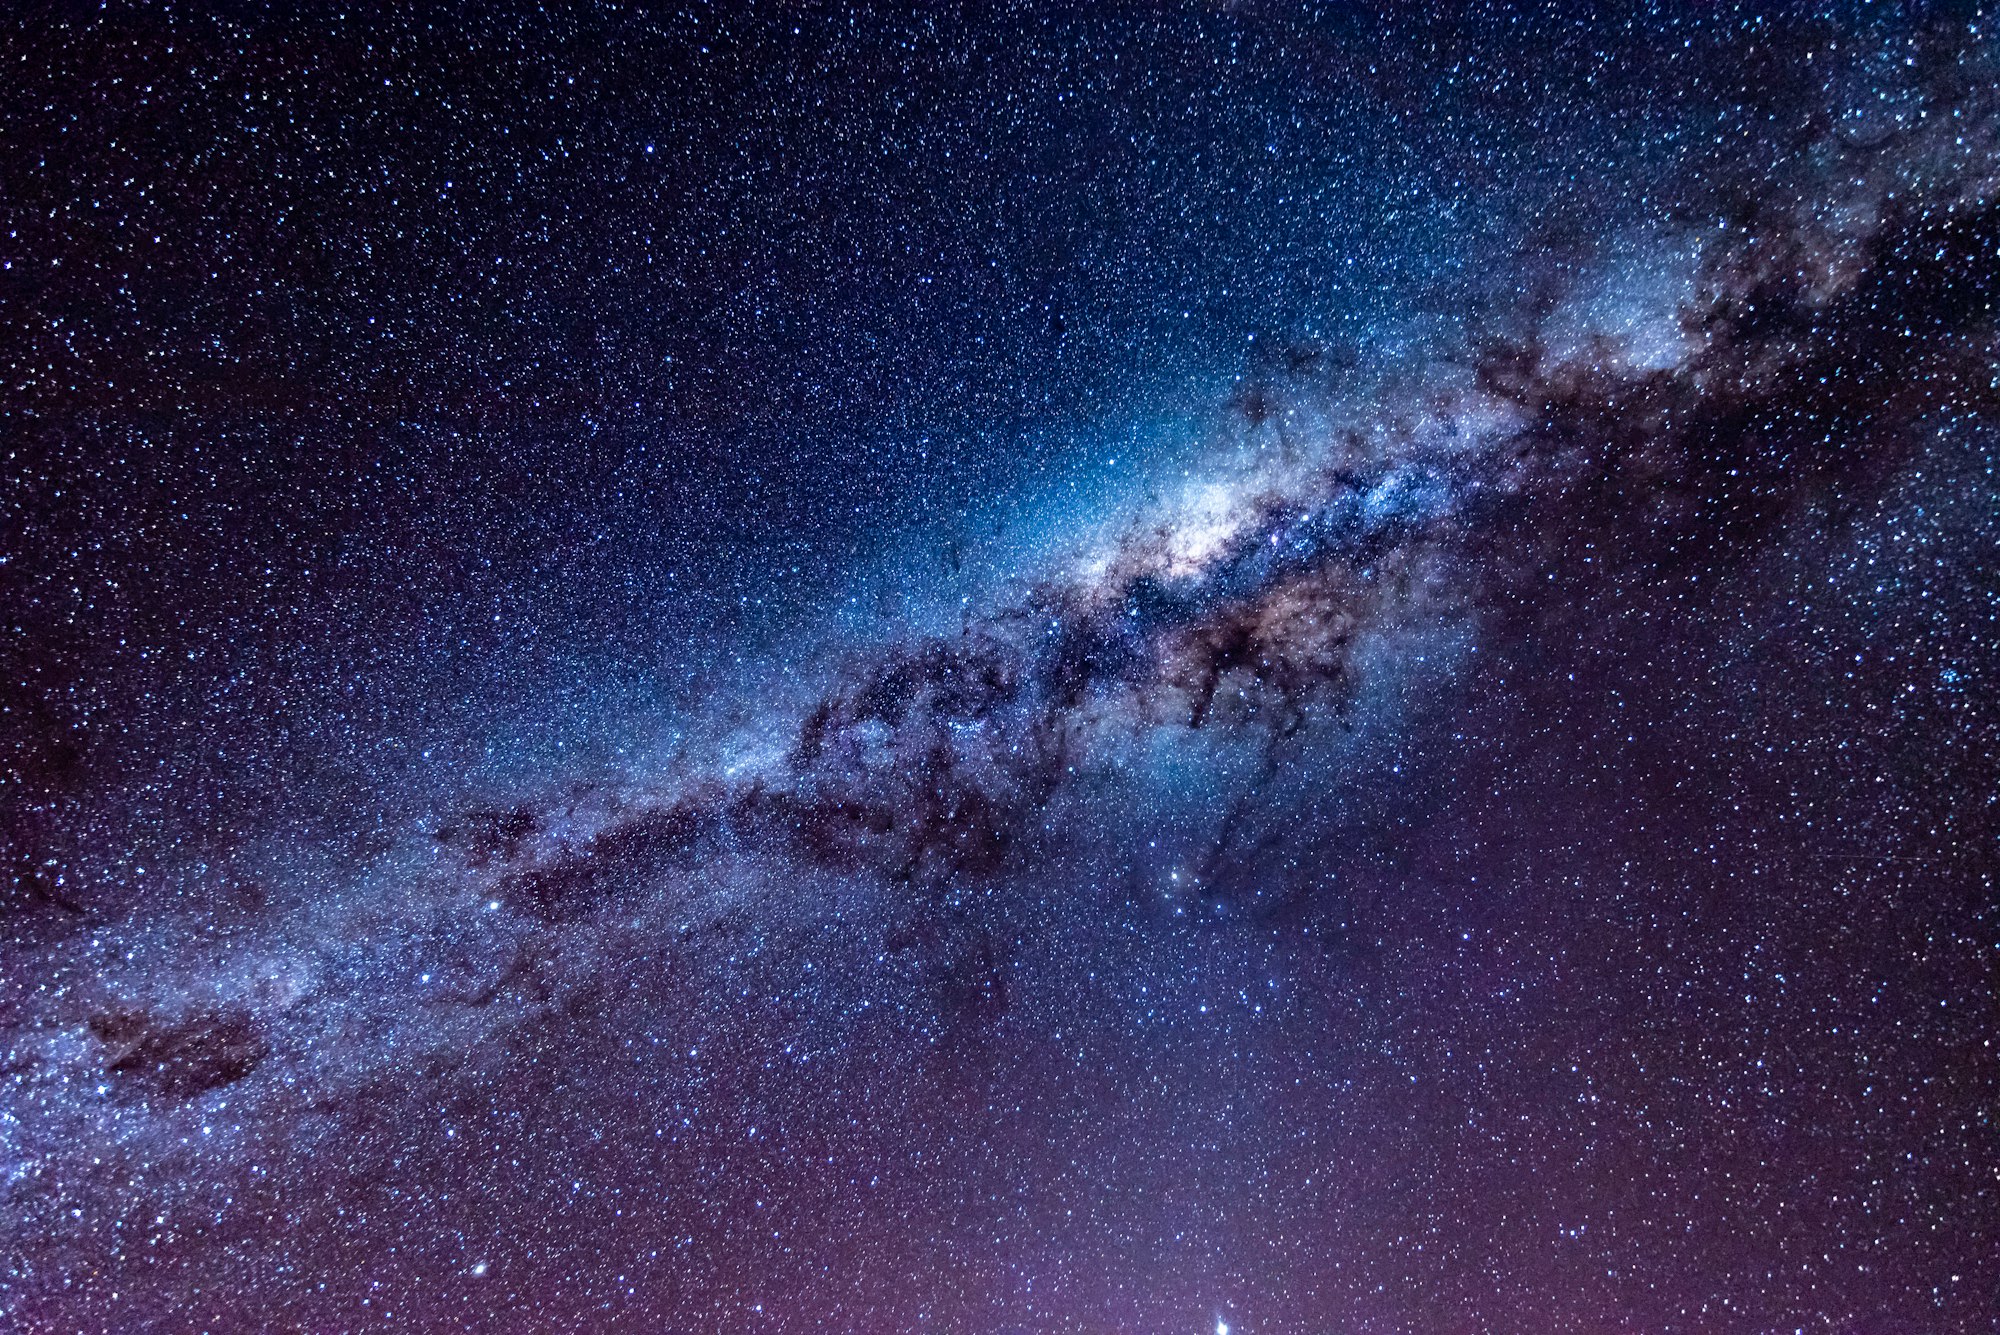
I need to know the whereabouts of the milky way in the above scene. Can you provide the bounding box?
[4,6,1998,1333]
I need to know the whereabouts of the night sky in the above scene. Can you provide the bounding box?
[4,3,1998,1332]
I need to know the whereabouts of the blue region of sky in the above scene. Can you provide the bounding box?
[0,0,1932,888]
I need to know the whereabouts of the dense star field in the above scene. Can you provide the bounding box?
[4,3,1998,1332]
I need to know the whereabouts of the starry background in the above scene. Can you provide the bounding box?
[3,3,1997,1333]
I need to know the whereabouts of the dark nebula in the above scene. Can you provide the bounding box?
[3,4,1997,1333]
